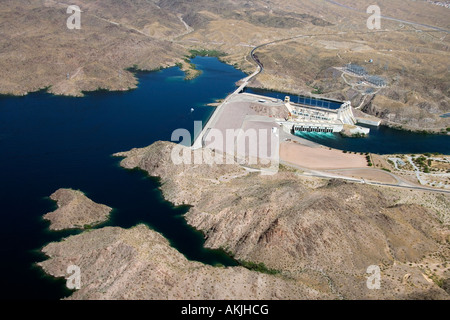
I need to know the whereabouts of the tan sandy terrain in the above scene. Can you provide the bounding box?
[250,30,450,131]
[325,0,450,29]
[112,141,450,299]
[193,93,284,167]
[1,0,448,131]
[280,142,368,169]
[324,168,398,184]
[43,188,111,230]
[114,142,247,206]
[0,0,187,96]
[38,224,334,300]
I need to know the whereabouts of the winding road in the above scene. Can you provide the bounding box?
[195,3,450,194]
[248,0,448,75]
[279,160,450,195]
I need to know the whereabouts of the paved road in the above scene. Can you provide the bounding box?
[248,28,447,83]
[194,6,449,193]
[194,1,449,149]
[280,160,450,195]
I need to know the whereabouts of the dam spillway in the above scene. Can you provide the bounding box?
[293,124,335,133]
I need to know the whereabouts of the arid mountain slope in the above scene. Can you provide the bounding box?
[0,0,331,96]
[39,224,334,300]
[0,0,186,96]
[1,0,448,128]
[114,141,450,299]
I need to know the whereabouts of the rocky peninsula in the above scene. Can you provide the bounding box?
[43,188,111,230]
[38,224,330,300]
[37,142,449,300]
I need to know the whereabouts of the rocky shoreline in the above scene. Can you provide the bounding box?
[3,63,447,133]
[43,188,111,231]
[38,186,333,299]
[37,141,450,299]
[38,224,330,300]
[113,141,450,299]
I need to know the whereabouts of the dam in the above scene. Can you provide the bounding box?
[283,96,370,135]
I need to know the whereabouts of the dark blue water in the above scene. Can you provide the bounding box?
[246,88,343,109]
[293,125,450,154]
[0,57,244,300]
[0,57,449,300]
[246,88,449,154]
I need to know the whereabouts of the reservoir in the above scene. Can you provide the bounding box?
[0,57,448,299]
[0,57,243,299]
[292,125,450,154]
[246,88,450,155]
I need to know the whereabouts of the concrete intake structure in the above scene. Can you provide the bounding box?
[284,96,369,135]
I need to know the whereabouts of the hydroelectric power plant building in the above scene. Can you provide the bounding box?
[282,96,371,136]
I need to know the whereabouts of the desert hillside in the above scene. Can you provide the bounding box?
[1,0,448,130]
[113,141,450,299]
[39,224,335,299]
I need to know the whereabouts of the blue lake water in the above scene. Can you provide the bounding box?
[0,57,244,299]
[246,88,450,154]
[0,57,449,300]
[292,125,450,154]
